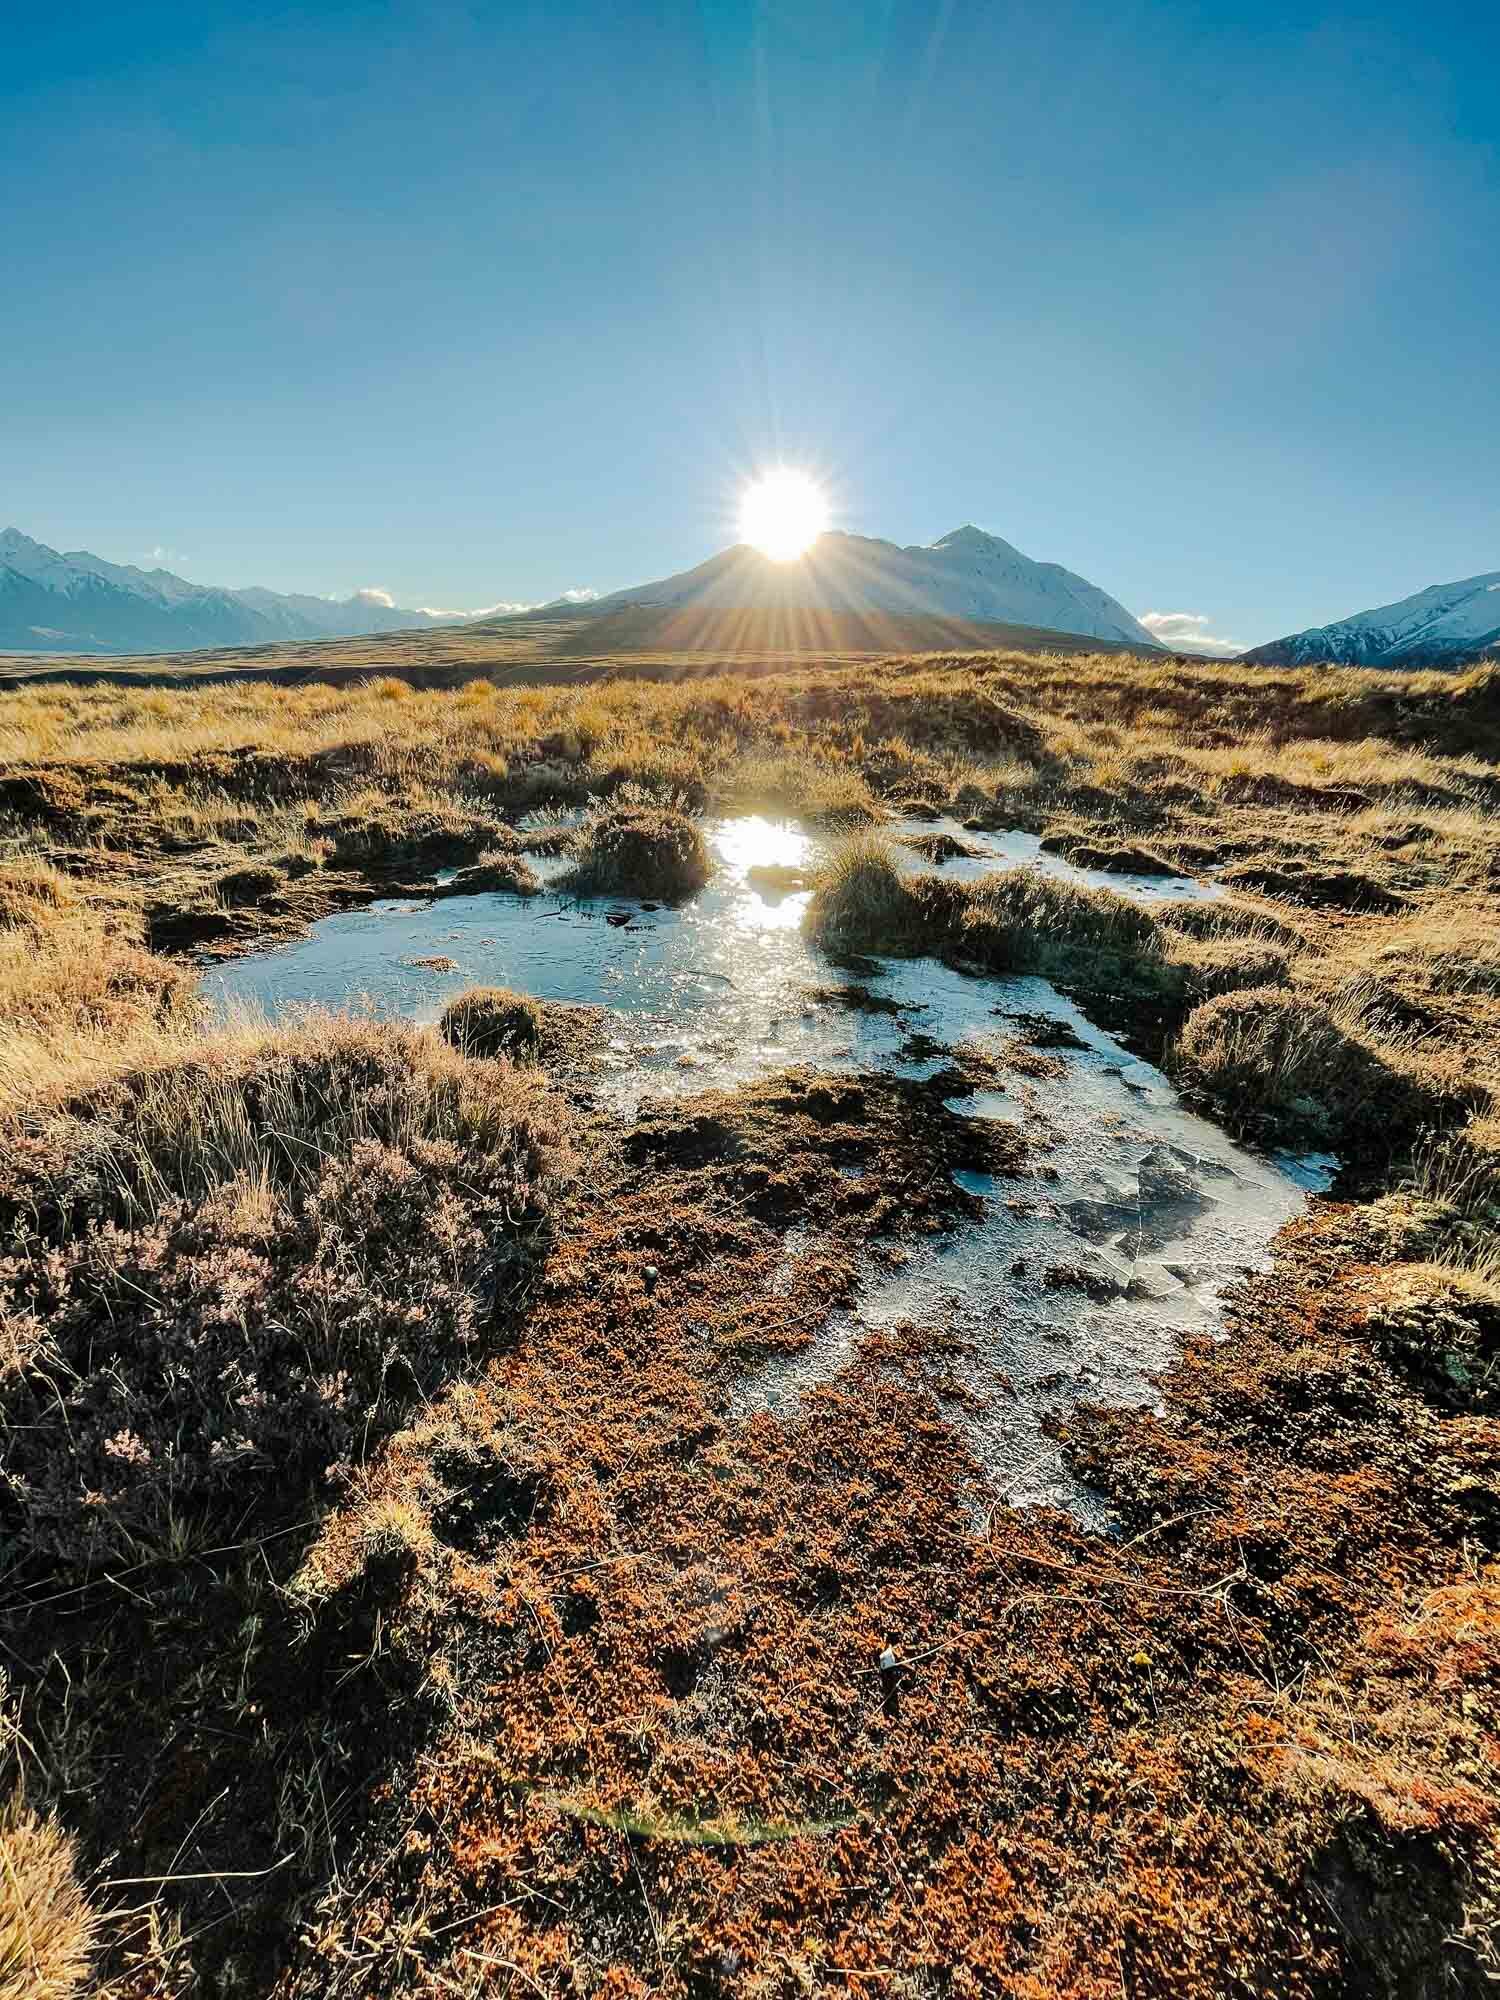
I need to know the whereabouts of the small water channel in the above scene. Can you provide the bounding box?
[202,816,1323,1516]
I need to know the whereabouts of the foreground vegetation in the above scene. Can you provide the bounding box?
[1,645,1498,1994]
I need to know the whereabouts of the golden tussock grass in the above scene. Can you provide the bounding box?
[0,1801,99,2000]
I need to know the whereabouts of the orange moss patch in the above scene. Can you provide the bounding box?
[258,1144,1500,1997]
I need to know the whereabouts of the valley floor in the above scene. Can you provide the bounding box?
[1,646,1498,1997]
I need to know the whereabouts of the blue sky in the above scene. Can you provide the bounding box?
[3,0,1496,648]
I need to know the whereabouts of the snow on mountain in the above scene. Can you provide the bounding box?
[583,526,1161,650]
[0,529,467,654]
[1244,569,1500,669]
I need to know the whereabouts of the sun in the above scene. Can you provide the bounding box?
[738,469,828,563]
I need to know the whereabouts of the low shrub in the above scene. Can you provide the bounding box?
[563,803,711,899]
[0,1019,563,1568]
[439,986,543,1059]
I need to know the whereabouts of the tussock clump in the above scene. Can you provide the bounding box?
[0,858,81,932]
[3,1014,540,1232]
[214,860,284,905]
[563,802,711,899]
[1170,985,1447,1149]
[0,1019,562,1567]
[1357,1263,1500,1415]
[1167,933,1295,1001]
[806,834,1173,998]
[806,837,928,954]
[745,860,808,893]
[1040,831,1176,876]
[0,885,193,1066]
[1221,859,1408,913]
[439,985,543,1059]
[441,848,540,897]
[901,830,984,864]
[0,1797,100,2000]
[307,797,503,871]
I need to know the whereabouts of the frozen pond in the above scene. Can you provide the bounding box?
[203,814,1216,1115]
[202,815,1317,1518]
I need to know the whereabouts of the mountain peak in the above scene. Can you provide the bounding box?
[929,524,1025,561]
[584,526,1157,650]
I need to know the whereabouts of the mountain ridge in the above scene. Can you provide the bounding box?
[1244,568,1500,668]
[0,522,1163,657]
[0,528,468,655]
[578,525,1160,651]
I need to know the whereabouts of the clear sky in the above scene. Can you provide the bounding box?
[4,0,1496,648]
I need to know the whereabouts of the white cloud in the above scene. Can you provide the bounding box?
[428,587,600,619]
[1139,610,1244,658]
[350,585,602,620]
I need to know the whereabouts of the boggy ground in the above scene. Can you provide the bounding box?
[1,646,1499,1996]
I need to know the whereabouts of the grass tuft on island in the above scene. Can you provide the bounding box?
[439,984,545,1059]
[560,795,713,899]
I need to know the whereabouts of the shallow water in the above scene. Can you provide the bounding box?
[890,815,1222,904]
[202,815,1317,1517]
[203,814,1215,1114]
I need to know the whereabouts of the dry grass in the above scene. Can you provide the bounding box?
[4,1011,554,1228]
[561,795,713,898]
[0,1800,99,2000]
[439,986,544,1059]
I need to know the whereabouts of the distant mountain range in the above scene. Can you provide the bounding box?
[0,523,1159,657]
[586,526,1161,651]
[6,522,1497,668]
[1245,569,1500,669]
[0,528,475,654]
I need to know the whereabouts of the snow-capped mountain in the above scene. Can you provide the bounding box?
[582,526,1160,650]
[1244,570,1500,669]
[0,529,465,654]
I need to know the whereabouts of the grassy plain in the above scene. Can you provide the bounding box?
[1,641,1498,1996]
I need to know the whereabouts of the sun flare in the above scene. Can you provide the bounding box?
[738,469,828,563]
